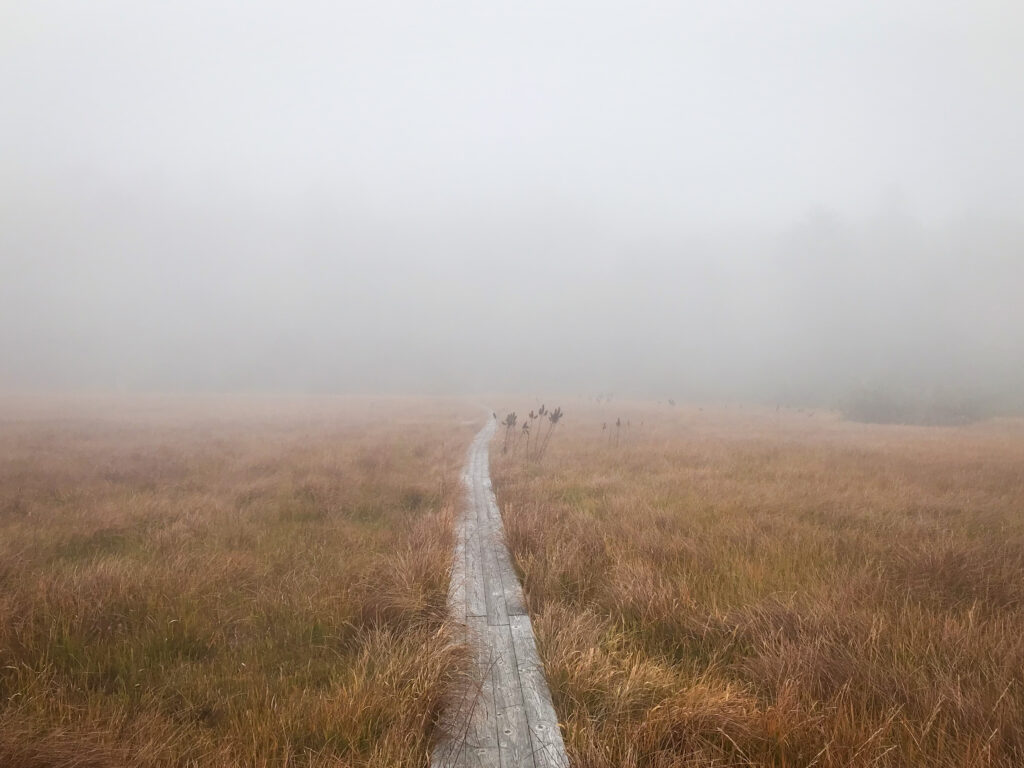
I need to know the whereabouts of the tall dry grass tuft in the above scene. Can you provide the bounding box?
[494,401,1024,767]
[0,395,478,767]
[502,412,518,455]
[535,407,564,461]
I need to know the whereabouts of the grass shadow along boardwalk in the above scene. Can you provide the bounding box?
[493,401,1024,768]
[0,395,478,767]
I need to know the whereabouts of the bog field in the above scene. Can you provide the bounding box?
[2,396,1023,767]
[494,402,1024,767]
[0,396,477,767]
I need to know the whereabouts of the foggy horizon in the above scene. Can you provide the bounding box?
[4,1,1023,407]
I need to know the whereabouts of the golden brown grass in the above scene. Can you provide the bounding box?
[0,395,479,768]
[493,402,1024,767]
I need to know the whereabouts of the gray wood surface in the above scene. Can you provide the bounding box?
[432,418,569,768]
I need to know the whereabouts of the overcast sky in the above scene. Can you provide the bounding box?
[2,1,1022,401]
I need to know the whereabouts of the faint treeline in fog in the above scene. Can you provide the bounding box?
[2,185,1021,413]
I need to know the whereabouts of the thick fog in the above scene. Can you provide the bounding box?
[3,1,1023,407]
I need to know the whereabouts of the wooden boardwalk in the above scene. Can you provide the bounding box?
[432,418,569,768]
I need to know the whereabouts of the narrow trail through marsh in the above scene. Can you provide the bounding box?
[432,418,568,768]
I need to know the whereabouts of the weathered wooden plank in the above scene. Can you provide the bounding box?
[465,518,487,618]
[464,747,501,768]
[483,490,499,523]
[481,444,528,618]
[432,735,468,768]
[509,614,568,768]
[482,536,510,626]
[475,478,489,524]
[449,525,467,619]
[494,544,527,616]
[487,624,535,768]
[465,616,499,752]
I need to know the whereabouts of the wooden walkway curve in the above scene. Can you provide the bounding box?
[432,418,569,768]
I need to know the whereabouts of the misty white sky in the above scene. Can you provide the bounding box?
[2,1,1023,399]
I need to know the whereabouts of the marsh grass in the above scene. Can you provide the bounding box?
[493,402,1024,767]
[0,395,478,767]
